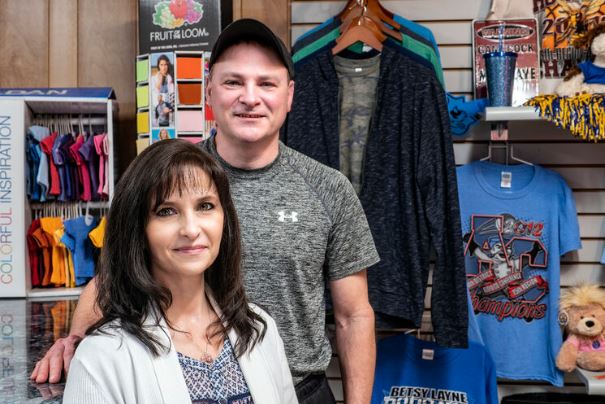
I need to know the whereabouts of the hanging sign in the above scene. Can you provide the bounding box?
[0,88,115,99]
[473,18,540,106]
[534,0,605,79]
[139,0,221,53]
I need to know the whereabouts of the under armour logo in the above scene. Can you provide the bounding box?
[278,211,298,222]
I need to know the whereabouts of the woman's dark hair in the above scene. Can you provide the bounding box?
[156,54,173,80]
[156,54,171,69]
[88,139,266,357]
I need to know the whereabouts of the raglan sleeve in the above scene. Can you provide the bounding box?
[325,172,380,280]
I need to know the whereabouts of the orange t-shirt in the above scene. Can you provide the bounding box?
[40,217,65,286]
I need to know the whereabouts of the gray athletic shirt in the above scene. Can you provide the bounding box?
[200,138,380,383]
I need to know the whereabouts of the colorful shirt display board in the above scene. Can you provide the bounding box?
[372,334,498,404]
[457,161,581,386]
[135,51,215,147]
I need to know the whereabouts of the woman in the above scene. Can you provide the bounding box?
[152,54,174,95]
[63,139,297,403]
[158,128,171,140]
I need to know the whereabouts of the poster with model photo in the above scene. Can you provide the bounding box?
[151,52,176,128]
[139,0,221,53]
[152,128,176,143]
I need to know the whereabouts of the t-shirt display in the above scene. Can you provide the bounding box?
[371,334,498,404]
[284,40,467,348]
[26,126,107,203]
[457,161,582,386]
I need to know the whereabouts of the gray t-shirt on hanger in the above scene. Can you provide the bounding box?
[334,54,381,194]
[200,138,380,383]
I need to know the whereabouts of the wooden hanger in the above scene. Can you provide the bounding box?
[337,0,363,21]
[365,0,400,30]
[339,13,402,42]
[338,0,402,37]
[332,13,386,55]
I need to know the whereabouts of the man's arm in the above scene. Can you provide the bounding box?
[330,269,375,404]
[30,278,101,383]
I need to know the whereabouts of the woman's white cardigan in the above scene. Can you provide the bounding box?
[63,298,298,404]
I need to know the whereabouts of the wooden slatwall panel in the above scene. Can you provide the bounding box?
[0,0,137,175]
[291,0,605,402]
[0,0,50,87]
[234,0,290,44]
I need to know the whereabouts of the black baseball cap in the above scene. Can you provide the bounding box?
[209,18,295,79]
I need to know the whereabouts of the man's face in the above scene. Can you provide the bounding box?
[206,42,294,147]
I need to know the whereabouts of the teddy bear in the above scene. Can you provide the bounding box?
[556,284,605,372]
[556,24,605,97]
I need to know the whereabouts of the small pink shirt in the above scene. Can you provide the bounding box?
[567,334,605,352]
[102,135,109,196]
[93,134,107,199]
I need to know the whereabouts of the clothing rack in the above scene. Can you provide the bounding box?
[0,88,117,298]
[31,114,107,135]
[29,201,110,211]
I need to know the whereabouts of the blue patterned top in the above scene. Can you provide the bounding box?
[177,338,254,404]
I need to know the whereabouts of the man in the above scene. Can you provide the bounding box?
[31,19,379,404]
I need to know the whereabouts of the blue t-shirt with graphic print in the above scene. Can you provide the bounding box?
[371,333,498,404]
[457,161,581,386]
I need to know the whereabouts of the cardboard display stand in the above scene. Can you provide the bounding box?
[0,88,117,298]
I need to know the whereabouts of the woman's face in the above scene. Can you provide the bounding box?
[146,169,224,283]
[158,59,169,76]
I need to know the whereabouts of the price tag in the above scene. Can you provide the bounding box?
[422,349,434,360]
[501,171,512,188]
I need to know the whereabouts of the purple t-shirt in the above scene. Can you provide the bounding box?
[78,135,100,201]
[52,134,73,201]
